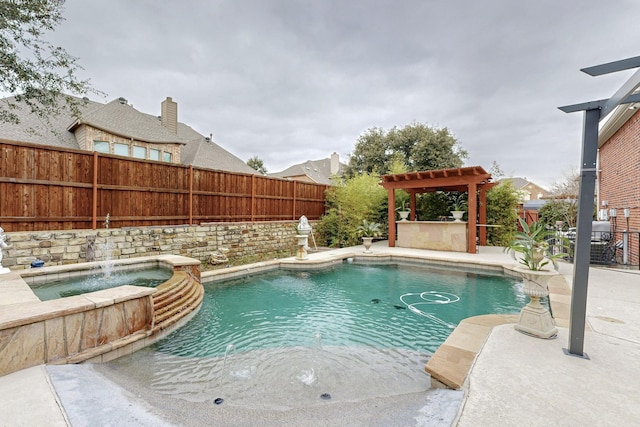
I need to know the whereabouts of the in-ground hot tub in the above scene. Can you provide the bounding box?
[0,255,203,377]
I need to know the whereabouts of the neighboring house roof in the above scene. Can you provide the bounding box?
[523,199,547,210]
[176,123,256,174]
[68,98,183,144]
[0,94,103,149]
[269,155,346,185]
[0,94,255,174]
[500,177,530,190]
[499,177,550,200]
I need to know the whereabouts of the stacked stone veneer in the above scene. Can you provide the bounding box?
[2,221,307,270]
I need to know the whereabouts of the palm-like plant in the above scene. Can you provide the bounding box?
[505,218,568,271]
[356,219,382,238]
[449,193,467,212]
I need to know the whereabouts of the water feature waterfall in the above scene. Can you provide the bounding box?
[100,213,114,279]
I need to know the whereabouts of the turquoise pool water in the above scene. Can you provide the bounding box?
[30,268,173,301]
[157,262,525,356]
[103,261,526,408]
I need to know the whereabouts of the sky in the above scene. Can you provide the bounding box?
[44,0,640,189]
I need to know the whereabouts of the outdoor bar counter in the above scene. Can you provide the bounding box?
[396,220,468,252]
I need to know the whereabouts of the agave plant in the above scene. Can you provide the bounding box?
[505,218,568,271]
[449,193,467,212]
[356,219,382,238]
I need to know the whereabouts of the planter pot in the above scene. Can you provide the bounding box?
[362,237,374,253]
[514,268,558,339]
[451,211,465,222]
[398,211,410,221]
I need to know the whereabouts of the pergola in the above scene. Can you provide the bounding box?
[380,166,496,253]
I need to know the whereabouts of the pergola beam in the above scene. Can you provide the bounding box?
[581,55,640,76]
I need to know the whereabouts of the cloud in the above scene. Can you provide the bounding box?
[47,0,640,187]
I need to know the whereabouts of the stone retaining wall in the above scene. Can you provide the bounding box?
[2,221,311,270]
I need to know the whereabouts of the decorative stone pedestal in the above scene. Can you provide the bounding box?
[296,235,309,260]
[514,269,558,339]
[362,237,373,253]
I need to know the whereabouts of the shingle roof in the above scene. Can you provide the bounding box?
[177,123,256,173]
[69,99,183,144]
[0,94,103,148]
[500,177,530,190]
[269,157,345,185]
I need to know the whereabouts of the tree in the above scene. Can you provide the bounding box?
[542,168,580,228]
[346,122,467,177]
[316,173,387,247]
[247,155,267,174]
[539,200,578,229]
[486,181,519,246]
[0,0,96,126]
[550,168,579,199]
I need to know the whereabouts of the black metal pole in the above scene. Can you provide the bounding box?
[567,108,600,357]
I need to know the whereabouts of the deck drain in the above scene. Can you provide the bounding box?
[214,397,224,405]
[320,393,331,400]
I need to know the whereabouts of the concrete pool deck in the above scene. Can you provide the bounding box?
[1,243,640,426]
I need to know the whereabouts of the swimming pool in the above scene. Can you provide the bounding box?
[103,261,526,409]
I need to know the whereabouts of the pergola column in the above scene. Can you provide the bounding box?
[479,187,488,245]
[387,188,396,247]
[467,182,477,253]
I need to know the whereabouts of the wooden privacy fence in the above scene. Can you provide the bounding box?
[0,140,328,231]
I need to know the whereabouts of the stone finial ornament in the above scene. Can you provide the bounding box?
[297,216,312,235]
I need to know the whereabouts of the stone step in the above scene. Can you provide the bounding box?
[153,283,204,332]
[152,276,192,312]
[153,271,188,302]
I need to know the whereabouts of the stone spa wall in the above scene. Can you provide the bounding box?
[1,221,312,270]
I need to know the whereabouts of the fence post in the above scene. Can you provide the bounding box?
[251,175,255,222]
[292,181,297,220]
[189,165,193,226]
[92,151,98,230]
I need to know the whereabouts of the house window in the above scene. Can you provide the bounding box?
[94,141,109,153]
[132,146,146,159]
[163,151,172,162]
[149,148,160,161]
[114,143,129,156]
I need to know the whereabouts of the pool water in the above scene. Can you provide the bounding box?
[159,262,525,357]
[30,268,173,301]
[103,262,527,409]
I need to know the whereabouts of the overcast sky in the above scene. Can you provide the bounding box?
[47,0,640,188]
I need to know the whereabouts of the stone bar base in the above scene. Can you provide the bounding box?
[397,221,467,252]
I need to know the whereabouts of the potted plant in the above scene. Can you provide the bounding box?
[505,218,569,339]
[505,218,568,271]
[449,194,467,222]
[396,192,411,221]
[356,219,382,253]
[396,203,410,221]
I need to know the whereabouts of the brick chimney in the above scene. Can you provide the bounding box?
[161,97,178,134]
[330,152,340,175]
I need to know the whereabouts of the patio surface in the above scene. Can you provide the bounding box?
[1,243,639,426]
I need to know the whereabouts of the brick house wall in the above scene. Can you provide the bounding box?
[599,109,640,233]
[599,109,640,265]
[77,124,182,163]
